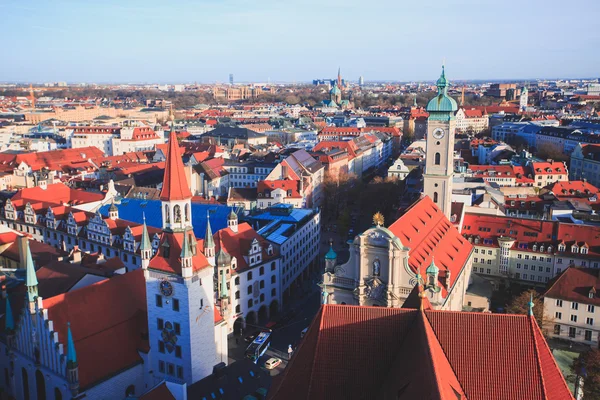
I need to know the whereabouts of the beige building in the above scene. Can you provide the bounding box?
[25,106,168,124]
[544,267,600,345]
[455,107,489,133]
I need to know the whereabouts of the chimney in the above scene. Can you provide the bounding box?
[71,247,82,264]
[17,236,28,269]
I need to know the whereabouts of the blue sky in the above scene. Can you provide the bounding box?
[1,0,599,83]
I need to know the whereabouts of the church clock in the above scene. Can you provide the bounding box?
[159,280,174,297]
[432,128,445,139]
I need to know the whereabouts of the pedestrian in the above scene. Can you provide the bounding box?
[288,344,293,360]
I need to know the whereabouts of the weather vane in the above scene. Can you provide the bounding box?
[373,212,384,227]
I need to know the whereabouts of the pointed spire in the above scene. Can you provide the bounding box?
[5,295,14,332]
[220,270,228,299]
[204,210,215,248]
[528,293,535,316]
[160,128,192,201]
[25,239,38,303]
[140,213,152,251]
[67,322,77,366]
[180,229,193,259]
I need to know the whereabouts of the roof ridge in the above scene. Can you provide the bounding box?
[422,311,467,399]
[306,305,327,397]
[528,315,548,399]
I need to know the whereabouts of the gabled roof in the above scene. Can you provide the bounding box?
[43,269,148,389]
[268,305,572,400]
[213,222,277,273]
[159,129,192,201]
[388,196,472,297]
[545,267,600,305]
[148,231,211,275]
[10,183,104,208]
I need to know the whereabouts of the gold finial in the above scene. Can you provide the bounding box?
[373,212,384,227]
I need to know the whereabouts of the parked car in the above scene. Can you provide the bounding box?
[265,357,282,370]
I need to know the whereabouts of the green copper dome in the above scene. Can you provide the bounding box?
[330,82,341,95]
[325,244,337,260]
[427,66,458,114]
[426,257,439,275]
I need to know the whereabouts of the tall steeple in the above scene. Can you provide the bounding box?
[204,211,216,265]
[337,67,342,88]
[66,322,80,396]
[160,127,193,231]
[140,213,153,270]
[24,238,38,313]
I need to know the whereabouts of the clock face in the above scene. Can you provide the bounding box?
[432,128,445,139]
[159,280,174,297]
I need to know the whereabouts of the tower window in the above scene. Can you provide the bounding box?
[435,152,441,165]
[157,318,164,330]
[174,322,180,335]
[175,345,182,358]
[173,299,180,312]
[156,295,163,308]
[433,192,439,203]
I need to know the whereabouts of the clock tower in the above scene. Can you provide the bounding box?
[424,66,458,219]
[144,127,219,387]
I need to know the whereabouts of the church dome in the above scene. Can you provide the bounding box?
[325,244,337,260]
[216,249,231,266]
[228,210,237,220]
[330,83,341,95]
[426,66,458,113]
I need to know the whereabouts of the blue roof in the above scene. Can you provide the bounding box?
[264,223,295,245]
[247,206,314,224]
[99,199,234,239]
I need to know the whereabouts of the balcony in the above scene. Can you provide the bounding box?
[323,274,356,289]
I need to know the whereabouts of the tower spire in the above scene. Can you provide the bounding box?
[67,322,77,365]
[160,129,191,202]
[528,293,535,316]
[25,238,38,312]
[220,269,229,299]
[140,212,153,271]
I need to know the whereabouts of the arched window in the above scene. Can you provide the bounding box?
[125,385,135,397]
[164,204,170,223]
[433,192,439,203]
[184,204,190,222]
[54,388,62,400]
[22,368,29,400]
[174,205,182,223]
[36,369,46,400]
[435,152,441,165]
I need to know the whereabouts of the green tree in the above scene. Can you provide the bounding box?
[505,288,547,328]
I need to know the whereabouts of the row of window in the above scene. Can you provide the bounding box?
[555,313,595,325]
[516,264,551,273]
[555,300,595,312]
[156,295,180,311]
[554,325,594,341]
[158,361,183,379]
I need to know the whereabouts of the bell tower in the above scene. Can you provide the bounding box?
[424,65,458,218]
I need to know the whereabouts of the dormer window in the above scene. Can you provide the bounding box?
[548,246,553,253]
[590,288,596,299]
[558,244,565,252]
[532,245,537,251]
[572,245,579,254]
[582,247,588,255]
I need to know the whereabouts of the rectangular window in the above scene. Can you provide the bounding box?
[174,322,180,335]
[569,327,576,338]
[571,315,578,323]
[175,345,182,358]
[517,263,521,268]
[177,366,183,379]
[554,324,561,335]
[587,318,594,326]
[159,361,165,373]
[159,341,165,353]
[556,299,563,307]
[173,299,180,312]
[589,305,595,313]
[156,295,163,308]
[586,330,593,341]
[487,269,491,274]
[157,318,164,330]
[572,302,579,310]
[167,363,175,376]
[555,312,562,320]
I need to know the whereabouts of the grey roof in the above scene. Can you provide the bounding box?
[204,126,266,139]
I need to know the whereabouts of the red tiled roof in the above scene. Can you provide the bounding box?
[148,231,211,274]
[11,183,104,207]
[388,196,472,296]
[550,180,599,197]
[545,267,600,306]
[43,269,148,389]
[15,147,105,171]
[140,383,175,400]
[257,180,301,198]
[531,161,568,176]
[213,223,277,273]
[269,305,573,400]
[159,130,192,201]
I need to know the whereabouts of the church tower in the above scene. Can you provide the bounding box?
[145,127,218,387]
[520,86,528,112]
[424,65,458,219]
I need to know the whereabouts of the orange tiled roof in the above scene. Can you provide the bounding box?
[159,130,192,201]
[148,231,211,274]
[269,305,572,400]
[388,196,472,296]
[545,267,600,306]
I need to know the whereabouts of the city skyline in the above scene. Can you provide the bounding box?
[2,0,599,83]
